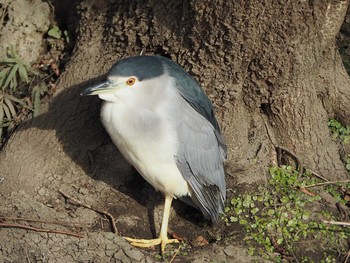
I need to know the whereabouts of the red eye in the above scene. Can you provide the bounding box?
[126,77,136,86]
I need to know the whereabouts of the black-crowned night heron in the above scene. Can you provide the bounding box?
[81,55,226,254]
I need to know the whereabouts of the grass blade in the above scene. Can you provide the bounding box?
[2,103,11,121]
[0,103,4,125]
[5,94,25,106]
[4,97,16,117]
[0,58,16,64]
[0,68,10,89]
[3,64,19,90]
[18,64,29,83]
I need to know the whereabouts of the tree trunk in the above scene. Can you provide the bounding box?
[1,0,349,261]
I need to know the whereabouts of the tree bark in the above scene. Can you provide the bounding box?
[0,0,349,261]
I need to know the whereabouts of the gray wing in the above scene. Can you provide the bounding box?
[160,56,227,159]
[174,97,226,221]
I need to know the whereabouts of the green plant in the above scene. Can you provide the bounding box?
[346,156,350,172]
[0,46,36,140]
[328,119,350,144]
[0,46,32,90]
[224,166,349,261]
[48,25,62,39]
[328,119,350,175]
[0,47,34,140]
[154,242,189,261]
[31,83,48,117]
[48,25,72,47]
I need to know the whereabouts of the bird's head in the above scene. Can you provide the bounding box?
[81,56,168,103]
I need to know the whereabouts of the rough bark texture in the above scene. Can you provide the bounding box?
[1,0,349,262]
[0,0,51,64]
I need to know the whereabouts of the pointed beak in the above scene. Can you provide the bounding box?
[80,80,112,96]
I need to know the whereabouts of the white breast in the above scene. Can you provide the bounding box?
[100,83,190,198]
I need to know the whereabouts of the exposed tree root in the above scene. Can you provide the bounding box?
[58,190,118,234]
[276,146,330,181]
[305,179,350,188]
[0,222,84,238]
[322,220,350,227]
[0,216,91,226]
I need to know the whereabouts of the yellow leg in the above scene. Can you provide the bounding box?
[124,194,179,254]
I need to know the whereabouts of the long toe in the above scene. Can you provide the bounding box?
[160,238,179,254]
[124,236,179,254]
[124,237,161,247]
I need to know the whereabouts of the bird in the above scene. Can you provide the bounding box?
[81,55,227,254]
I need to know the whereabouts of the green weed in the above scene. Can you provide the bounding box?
[0,46,35,140]
[224,166,349,262]
[328,119,350,144]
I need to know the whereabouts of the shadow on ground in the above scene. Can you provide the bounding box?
[14,77,236,255]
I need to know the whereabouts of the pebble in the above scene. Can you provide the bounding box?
[123,248,144,262]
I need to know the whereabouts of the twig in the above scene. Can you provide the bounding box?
[275,146,330,182]
[344,250,350,263]
[0,222,84,238]
[306,180,350,188]
[168,245,181,263]
[0,216,91,226]
[308,170,329,182]
[323,220,350,227]
[276,145,304,177]
[59,190,118,234]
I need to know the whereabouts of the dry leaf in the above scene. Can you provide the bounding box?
[300,187,316,196]
[193,235,209,247]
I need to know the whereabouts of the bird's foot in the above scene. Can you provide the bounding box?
[124,236,179,254]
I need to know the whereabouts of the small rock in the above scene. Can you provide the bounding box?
[224,244,239,257]
[105,232,116,240]
[106,242,117,250]
[105,248,115,257]
[38,188,46,196]
[114,250,130,263]
[124,248,144,262]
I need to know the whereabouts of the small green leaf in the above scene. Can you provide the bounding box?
[18,64,29,83]
[5,94,26,106]
[280,196,289,203]
[247,247,255,256]
[239,219,248,225]
[64,30,71,45]
[4,98,16,117]
[11,72,17,90]
[0,103,4,123]
[0,58,16,64]
[346,163,350,171]
[3,63,19,90]
[0,68,10,89]
[230,216,238,222]
[267,209,275,216]
[277,237,283,244]
[2,103,11,120]
[48,26,62,39]
[251,207,259,214]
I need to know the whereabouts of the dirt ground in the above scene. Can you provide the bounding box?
[0,149,261,262]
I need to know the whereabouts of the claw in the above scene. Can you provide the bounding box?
[124,236,179,254]
[123,195,180,254]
